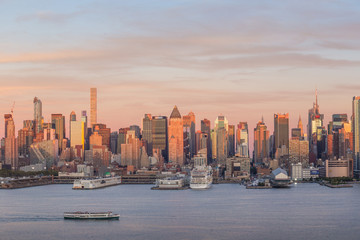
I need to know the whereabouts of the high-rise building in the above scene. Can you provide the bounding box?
[168,106,184,166]
[81,111,89,149]
[4,114,18,169]
[117,128,129,154]
[273,113,289,156]
[110,132,118,154]
[23,120,34,132]
[130,125,141,139]
[142,114,152,156]
[152,116,168,161]
[18,127,33,157]
[201,119,212,160]
[93,124,111,150]
[183,112,196,160]
[228,125,235,157]
[70,112,85,150]
[33,97,43,134]
[254,118,269,164]
[216,127,228,165]
[352,96,360,176]
[90,88,97,127]
[195,131,208,156]
[298,115,304,138]
[51,114,65,151]
[236,122,249,158]
[89,131,102,148]
[215,116,229,131]
[308,90,324,157]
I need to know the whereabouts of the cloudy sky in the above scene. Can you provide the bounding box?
[1,0,360,143]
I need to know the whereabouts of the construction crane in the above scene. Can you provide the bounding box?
[11,101,15,114]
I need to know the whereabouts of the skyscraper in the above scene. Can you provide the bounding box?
[183,112,196,160]
[70,112,85,150]
[4,114,17,169]
[215,115,229,131]
[90,88,97,127]
[228,125,235,157]
[33,97,43,134]
[352,96,360,177]
[142,114,153,156]
[254,118,269,163]
[117,128,129,154]
[236,122,249,158]
[152,116,168,161]
[273,113,289,156]
[216,127,228,165]
[168,106,184,166]
[51,114,65,151]
[308,90,324,157]
[298,115,304,138]
[201,118,212,160]
[81,111,88,149]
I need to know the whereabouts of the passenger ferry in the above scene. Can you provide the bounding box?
[72,177,122,190]
[152,175,187,190]
[190,166,213,189]
[64,211,120,220]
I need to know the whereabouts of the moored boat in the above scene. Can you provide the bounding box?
[64,211,120,220]
[190,166,213,189]
[72,177,122,190]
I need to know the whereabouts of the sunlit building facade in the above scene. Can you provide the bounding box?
[168,106,184,166]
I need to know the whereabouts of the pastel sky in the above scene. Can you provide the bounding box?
[1,0,360,147]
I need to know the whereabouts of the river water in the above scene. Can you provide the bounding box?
[0,183,359,240]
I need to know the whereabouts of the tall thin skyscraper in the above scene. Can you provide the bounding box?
[228,125,235,157]
[168,106,184,166]
[201,118,211,160]
[352,96,360,177]
[183,112,196,159]
[33,97,43,134]
[90,88,97,127]
[142,114,153,156]
[4,113,17,169]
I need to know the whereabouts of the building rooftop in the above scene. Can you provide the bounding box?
[170,106,181,119]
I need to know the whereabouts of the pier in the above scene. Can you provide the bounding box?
[1,176,53,189]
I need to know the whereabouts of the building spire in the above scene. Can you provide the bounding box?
[315,88,318,108]
[261,115,264,123]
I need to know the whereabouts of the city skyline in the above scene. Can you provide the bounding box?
[0,0,359,141]
[0,89,356,153]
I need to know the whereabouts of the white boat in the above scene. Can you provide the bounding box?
[64,211,120,220]
[72,177,122,190]
[190,166,213,189]
[152,176,187,190]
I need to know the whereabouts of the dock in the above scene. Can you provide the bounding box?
[246,185,273,189]
[1,176,53,189]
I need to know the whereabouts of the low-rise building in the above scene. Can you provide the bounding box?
[225,156,250,179]
[302,167,319,180]
[291,163,302,181]
[322,159,351,178]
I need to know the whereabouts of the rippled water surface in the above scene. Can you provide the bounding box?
[0,183,359,240]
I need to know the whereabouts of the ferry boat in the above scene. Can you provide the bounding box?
[152,175,187,190]
[64,212,120,220]
[72,177,122,190]
[190,166,213,189]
